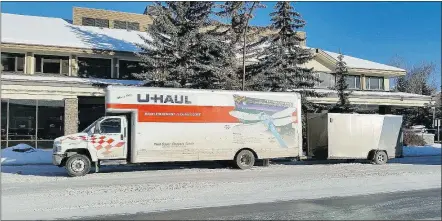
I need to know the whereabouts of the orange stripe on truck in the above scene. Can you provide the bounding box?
[107,103,240,123]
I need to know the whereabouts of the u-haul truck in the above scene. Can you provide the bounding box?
[53,85,303,176]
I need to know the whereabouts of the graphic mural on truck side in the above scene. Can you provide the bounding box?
[229,95,298,148]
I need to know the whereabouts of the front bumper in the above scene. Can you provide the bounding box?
[52,154,65,166]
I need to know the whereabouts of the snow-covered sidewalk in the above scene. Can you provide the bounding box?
[1,144,52,166]
[403,143,441,157]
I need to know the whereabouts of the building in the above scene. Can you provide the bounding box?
[0,6,436,149]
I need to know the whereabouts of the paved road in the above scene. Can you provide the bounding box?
[79,188,441,220]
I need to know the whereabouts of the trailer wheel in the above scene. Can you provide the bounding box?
[373,151,388,165]
[235,150,255,170]
[65,154,91,177]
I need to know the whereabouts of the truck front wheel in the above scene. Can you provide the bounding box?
[235,150,255,170]
[65,154,91,177]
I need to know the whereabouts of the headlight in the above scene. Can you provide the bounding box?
[53,143,62,153]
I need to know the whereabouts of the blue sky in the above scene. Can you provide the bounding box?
[2,1,441,88]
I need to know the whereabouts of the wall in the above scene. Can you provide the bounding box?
[73,7,153,31]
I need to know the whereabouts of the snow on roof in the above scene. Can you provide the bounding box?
[323,50,405,72]
[1,13,150,52]
[290,88,431,99]
[1,13,405,73]
[1,73,144,86]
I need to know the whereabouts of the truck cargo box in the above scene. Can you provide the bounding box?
[307,113,403,160]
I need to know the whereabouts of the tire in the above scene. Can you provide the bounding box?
[373,151,388,165]
[65,154,91,177]
[235,150,255,170]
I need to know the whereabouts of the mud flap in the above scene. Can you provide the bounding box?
[94,161,100,173]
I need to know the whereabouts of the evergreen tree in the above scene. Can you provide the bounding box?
[216,2,266,90]
[136,2,239,90]
[328,52,355,113]
[246,2,322,151]
[247,2,321,110]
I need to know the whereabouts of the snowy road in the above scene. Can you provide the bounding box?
[1,156,441,220]
[81,188,442,220]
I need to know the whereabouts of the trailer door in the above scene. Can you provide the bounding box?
[93,116,128,160]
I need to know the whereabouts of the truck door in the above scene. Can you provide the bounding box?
[93,116,127,160]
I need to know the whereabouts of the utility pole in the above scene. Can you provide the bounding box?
[242,2,257,91]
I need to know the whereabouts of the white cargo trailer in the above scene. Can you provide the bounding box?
[53,86,303,176]
[306,113,403,164]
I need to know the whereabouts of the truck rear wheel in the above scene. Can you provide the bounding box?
[65,154,91,177]
[235,150,255,170]
[373,151,388,165]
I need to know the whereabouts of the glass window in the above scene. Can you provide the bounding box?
[78,57,112,79]
[114,20,127,29]
[35,56,42,73]
[344,75,361,89]
[119,60,142,80]
[37,100,64,141]
[127,22,140,31]
[82,17,95,26]
[1,99,8,142]
[16,56,25,72]
[8,100,37,142]
[99,118,121,134]
[1,141,6,149]
[315,72,335,89]
[78,97,105,131]
[95,18,109,28]
[1,53,25,72]
[34,55,69,75]
[366,76,384,90]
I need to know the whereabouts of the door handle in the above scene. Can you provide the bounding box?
[120,134,124,140]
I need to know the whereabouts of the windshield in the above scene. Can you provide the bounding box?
[81,117,104,133]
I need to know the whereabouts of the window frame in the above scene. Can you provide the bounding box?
[344,74,361,90]
[314,72,336,89]
[118,59,143,80]
[365,76,385,91]
[1,99,65,149]
[77,56,113,79]
[34,54,70,75]
[82,17,109,28]
[98,118,121,134]
[1,52,26,73]
[114,20,140,31]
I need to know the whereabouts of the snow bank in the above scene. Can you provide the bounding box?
[403,144,441,157]
[1,144,52,166]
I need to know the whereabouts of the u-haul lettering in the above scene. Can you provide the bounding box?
[137,94,191,104]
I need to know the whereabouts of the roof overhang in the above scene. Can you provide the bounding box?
[314,49,406,77]
[291,88,435,108]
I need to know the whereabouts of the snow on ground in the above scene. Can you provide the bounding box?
[1,144,52,166]
[403,144,442,157]
[1,156,441,220]
[2,143,441,166]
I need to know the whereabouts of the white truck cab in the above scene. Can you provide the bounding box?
[53,115,128,176]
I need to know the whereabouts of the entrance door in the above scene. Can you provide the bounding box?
[93,117,127,159]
